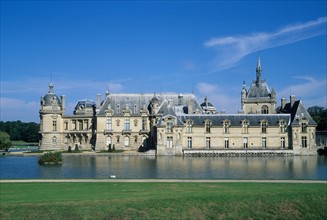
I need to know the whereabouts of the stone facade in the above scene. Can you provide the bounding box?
[39,57,317,155]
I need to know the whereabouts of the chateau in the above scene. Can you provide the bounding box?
[39,57,317,155]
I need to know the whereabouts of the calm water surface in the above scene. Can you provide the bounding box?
[0,155,326,180]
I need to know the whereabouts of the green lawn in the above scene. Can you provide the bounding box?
[0,182,326,220]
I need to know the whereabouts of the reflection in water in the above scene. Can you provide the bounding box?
[0,155,326,180]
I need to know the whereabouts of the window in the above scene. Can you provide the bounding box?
[72,120,76,130]
[205,137,211,149]
[64,121,68,130]
[167,121,173,133]
[84,120,89,130]
[142,117,147,130]
[223,120,230,134]
[262,137,267,149]
[242,120,249,134]
[224,138,229,149]
[243,137,248,149]
[261,105,269,114]
[205,120,212,133]
[106,117,112,130]
[78,120,83,130]
[187,137,192,149]
[124,136,130,146]
[301,136,307,148]
[261,121,267,133]
[281,137,285,149]
[52,120,57,131]
[124,118,130,130]
[167,136,173,148]
[52,136,57,147]
[186,120,193,133]
[301,122,307,133]
[279,120,286,133]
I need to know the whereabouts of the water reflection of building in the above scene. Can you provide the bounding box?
[39,56,317,155]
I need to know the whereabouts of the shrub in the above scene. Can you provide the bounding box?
[38,152,63,165]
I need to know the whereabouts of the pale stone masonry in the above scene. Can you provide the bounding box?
[39,56,317,155]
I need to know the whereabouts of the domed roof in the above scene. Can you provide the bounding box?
[42,83,61,106]
[43,93,61,106]
[200,101,214,107]
[200,97,216,112]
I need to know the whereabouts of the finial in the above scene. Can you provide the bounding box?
[256,55,262,85]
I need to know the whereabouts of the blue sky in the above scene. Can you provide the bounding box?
[1,1,326,122]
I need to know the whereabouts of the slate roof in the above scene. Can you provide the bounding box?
[247,81,271,98]
[97,93,202,116]
[177,114,290,127]
[277,100,316,126]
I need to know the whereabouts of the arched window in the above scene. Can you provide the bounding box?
[261,105,269,114]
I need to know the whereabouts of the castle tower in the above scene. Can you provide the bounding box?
[241,56,276,114]
[39,82,64,150]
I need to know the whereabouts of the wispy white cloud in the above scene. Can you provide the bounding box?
[204,17,327,71]
[0,97,39,122]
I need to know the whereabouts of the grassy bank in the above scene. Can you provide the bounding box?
[0,182,326,219]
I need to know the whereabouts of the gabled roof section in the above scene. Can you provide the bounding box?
[278,100,317,126]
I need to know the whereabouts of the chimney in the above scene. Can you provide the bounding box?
[290,95,296,108]
[188,98,193,114]
[61,95,66,113]
[97,94,101,109]
[281,97,286,109]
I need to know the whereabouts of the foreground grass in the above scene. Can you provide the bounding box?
[0,182,326,220]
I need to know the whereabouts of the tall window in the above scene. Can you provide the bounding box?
[261,121,267,133]
[124,118,130,130]
[223,120,230,134]
[205,120,212,133]
[243,137,248,149]
[52,120,57,131]
[142,117,147,130]
[224,138,229,149]
[167,121,173,133]
[301,122,307,133]
[78,120,83,131]
[281,137,285,149]
[261,105,269,114]
[205,137,211,149]
[64,121,68,130]
[84,120,89,130]
[242,120,249,134]
[301,136,307,148]
[52,136,57,147]
[124,136,130,146]
[279,120,286,133]
[72,120,76,130]
[187,137,192,149]
[186,120,193,133]
[106,117,112,130]
[262,137,267,149]
[167,136,173,148]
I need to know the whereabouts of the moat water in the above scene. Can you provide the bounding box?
[1,154,326,180]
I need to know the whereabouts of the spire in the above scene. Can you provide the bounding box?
[256,55,262,85]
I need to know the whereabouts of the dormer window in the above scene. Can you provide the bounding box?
[167,121,173,133]
[261,120,268,133]
[205,120,212,133]
[279,120,286,133]
[301,121,308,133]
[242,120,249,134]
[223,120,230,134]
[186,120,193,133]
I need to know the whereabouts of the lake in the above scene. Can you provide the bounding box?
[1,155,326,180]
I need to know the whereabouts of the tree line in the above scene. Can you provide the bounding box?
[0,121,39,142]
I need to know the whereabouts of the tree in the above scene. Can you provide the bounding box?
[307,106,327,131]
[0,131,12,151]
